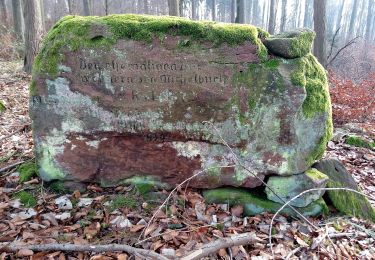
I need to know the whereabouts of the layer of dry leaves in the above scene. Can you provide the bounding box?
[1,61,374,259]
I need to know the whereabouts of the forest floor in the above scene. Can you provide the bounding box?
[0,61,374,259]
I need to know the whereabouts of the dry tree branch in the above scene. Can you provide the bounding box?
[327,27,341,61]
[0,242,169,260]
[204,121,318,230]
[327,36,360,67]
[181,232,261,260]
[268,187,373,259]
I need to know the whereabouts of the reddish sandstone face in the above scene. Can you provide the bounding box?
[30,17,331,190]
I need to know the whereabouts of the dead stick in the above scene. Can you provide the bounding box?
[0,243,168,260]
[181,232,260,260]
[0,124,30,142]
[0,160,25,174]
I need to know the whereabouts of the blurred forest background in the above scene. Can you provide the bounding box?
[0,0,374,124]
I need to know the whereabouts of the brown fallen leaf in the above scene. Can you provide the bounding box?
[130,224,145,233]
[17,249,33,257]
[116,254,128,260]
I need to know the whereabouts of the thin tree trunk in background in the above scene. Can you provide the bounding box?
[250,0,257,25]
[12,0,24,41]
[168,0,180,16]
[335,0,344,30]
[83,0,91,15]
[235,0,244,23]
[268,0,276,34]
[144,0,149,14]
[231,0,235,23]
[313,0,327,66]
[67,0,72,14]
[39,0,45,31]
[22,0,43,73]
[357,0,367,36]
[280,0,287,32]
[347,0,359,39]
[303,0,313,28]
[0,0,7,25]
[211,0,216,21]
[192,0,197,19]
[365,0,374,40]
[262,0,268,28]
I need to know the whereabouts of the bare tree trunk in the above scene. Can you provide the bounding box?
[365,0,374,40]
[211,0,216,21]
[335,0,344,30]
[280,0,287,32]
[12,0,24,41]
[192,0,197,19]
[250,0,257,25]
[231,0,235,23]
[22,0,43,73]
[313,0,327,67]
[235,0,244,23]
[144,0,149,14]
[83,0,91,15]
[39,0,44,32]
[268,0,276,34]
[0,0,8,25]
[167,0,179,16]
[67,0,73,14]
[303,0,313,28]
[104,0,109,15]
[347,0,359,39]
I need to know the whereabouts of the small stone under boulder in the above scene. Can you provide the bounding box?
[203,188,328,217]
[313,159,375,222]
[265,168,329,207]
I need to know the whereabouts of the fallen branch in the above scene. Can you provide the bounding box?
[268,187,373,258]
[181,232,260,260]
[0,242,168,260]
[0,160,26,174]
[0,123,30,142]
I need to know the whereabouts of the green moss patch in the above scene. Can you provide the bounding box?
[289,30,315,58]
[305,168,327,181]
[108,195,137,211]
[34,14,268,78]
[12,191,37,207]
[0,101,6,112]
[17,161,38,183]
[345,135,375,149]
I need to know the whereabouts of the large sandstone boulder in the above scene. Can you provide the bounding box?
[30,15,332,189]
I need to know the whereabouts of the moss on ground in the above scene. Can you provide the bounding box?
[305,168,328,181]
[17,161,38,183]
[108,195,137,211]
[0,101,5,112]
[34,14,268,78]
[345,135,375,149]
[327,180,375,222]
[47,180,69,194]
[12,191,37,207]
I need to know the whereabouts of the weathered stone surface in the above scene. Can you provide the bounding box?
[313,159,375,222]
[203,188,328,217]
[30,15,332,189]
[264,29,315,59]
[265,168,329,207]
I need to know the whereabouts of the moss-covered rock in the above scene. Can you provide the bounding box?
[265,168,329,207]
[203,187,328,217]
[313,159,375,222]
[264,28,315,59]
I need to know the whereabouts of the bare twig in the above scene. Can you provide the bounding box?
[0,123,30,142]
[327,27,340,61]
[268,187,373,258]
[137,164,236,241]
[181,232,261,260]
[327,36,360,67]
[0,160,26,174]
[0,242,168,260]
